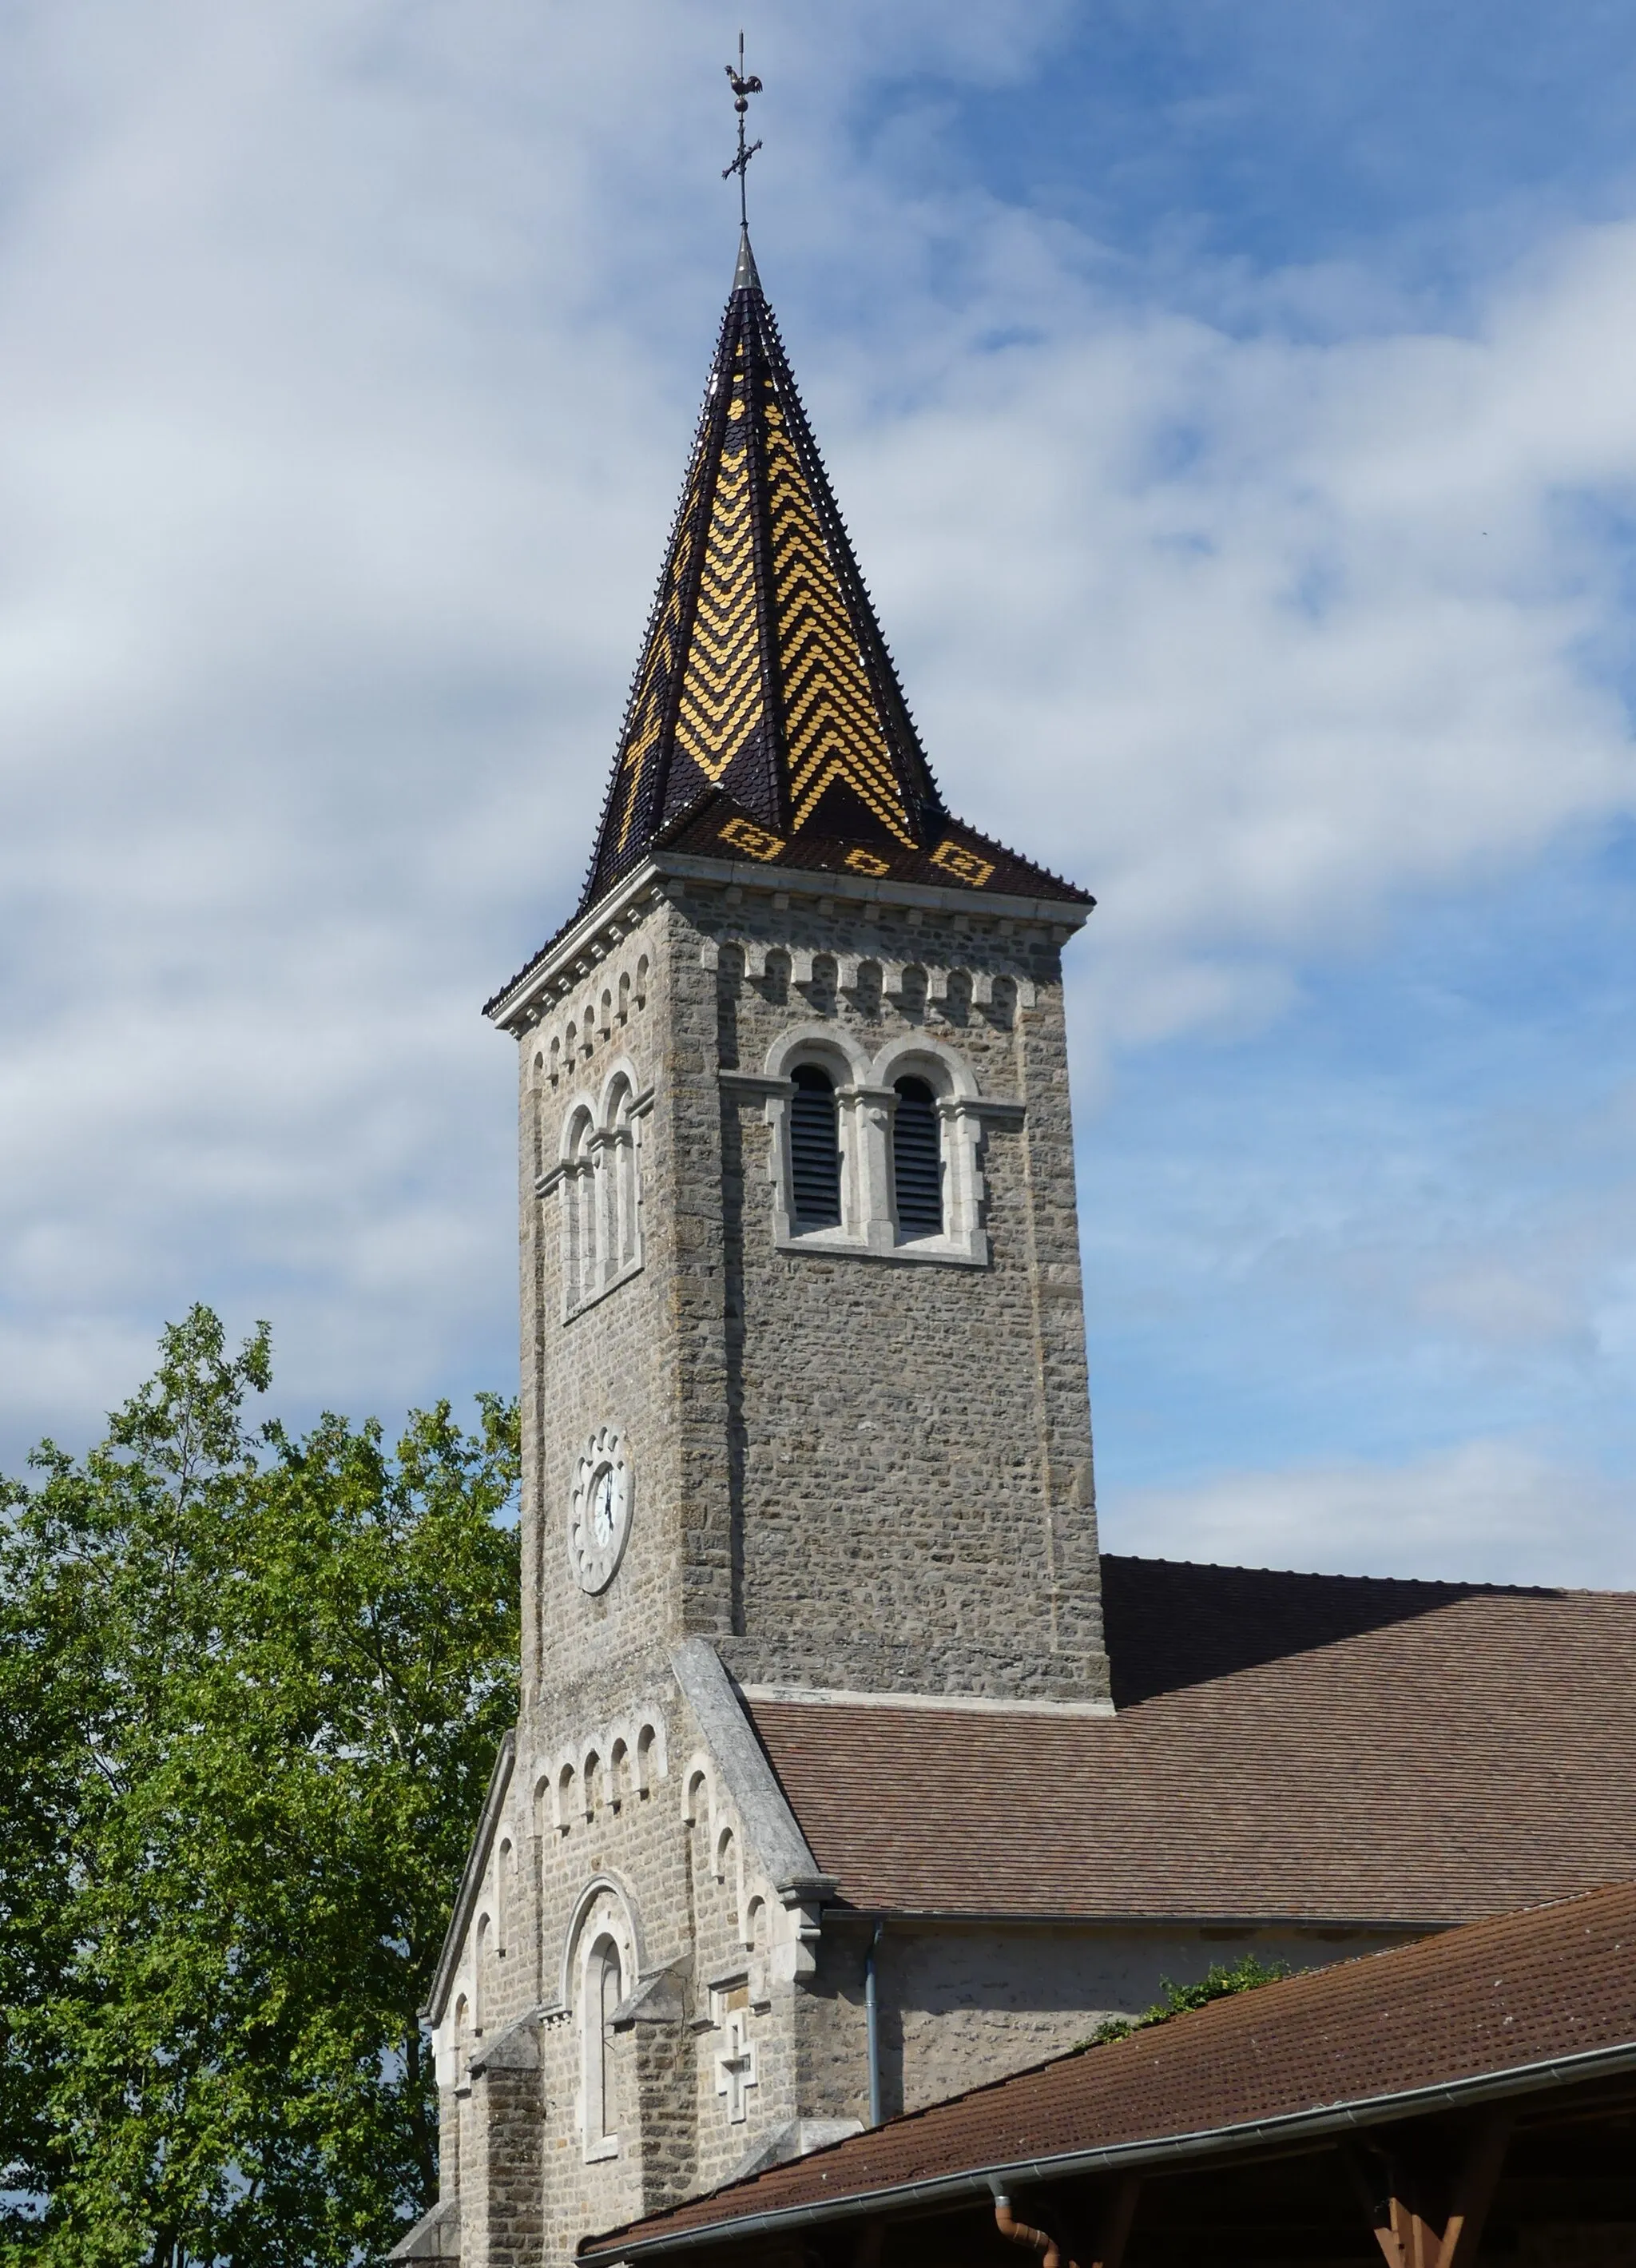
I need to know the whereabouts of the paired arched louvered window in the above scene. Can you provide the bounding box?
[891,1077,943,1239]
[789,1066,842,1228]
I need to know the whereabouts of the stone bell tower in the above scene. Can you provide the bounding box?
[409,224,1111,2268]
[486,227,1110,1715]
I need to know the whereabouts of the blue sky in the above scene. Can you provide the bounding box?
[2,1,1634,1584]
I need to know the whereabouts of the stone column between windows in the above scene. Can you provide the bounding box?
[837,1083,898,1252]
[937,1095,990,1258]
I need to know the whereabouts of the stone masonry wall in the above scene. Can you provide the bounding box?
[701,886,1107,1701]
[436,1649,822,2265]
[519,896,734,1711]
[518,872,1109,1711]
[804,1917,1410,2120]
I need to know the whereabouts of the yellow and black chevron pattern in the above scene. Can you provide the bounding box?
[611,443,707,856]
[592,264,940,908]
[763,392,915,844]
[674,348,764,782]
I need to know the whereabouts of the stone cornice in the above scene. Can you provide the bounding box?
[484,848,1092,1035]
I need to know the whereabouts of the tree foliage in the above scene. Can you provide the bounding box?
[0,1307,521,2267]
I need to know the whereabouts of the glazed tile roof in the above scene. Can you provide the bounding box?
[582,1880,1636,2256]
[574,233,1083,921]
[652,788,1088,904]
[744,1556,1636,1924]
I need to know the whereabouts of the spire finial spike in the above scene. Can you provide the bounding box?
[733,222,761,295]
[721,31,764,232]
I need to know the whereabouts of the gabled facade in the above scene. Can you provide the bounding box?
[392,235,1636,2268]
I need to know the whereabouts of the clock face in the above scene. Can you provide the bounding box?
[569,1427,633,1595]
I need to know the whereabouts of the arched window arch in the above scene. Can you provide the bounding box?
[604,1074,641,1274]
[494,1839,513,1954]
[583,1932,623,2158]
[474,1913,491,2036]
[788,1066,841,1229]
[891,1076,944,1239]
[564,1106,597,1310]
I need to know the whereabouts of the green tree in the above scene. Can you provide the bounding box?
[0,1307,520,2267]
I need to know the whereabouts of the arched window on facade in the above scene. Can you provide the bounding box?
[789,1066,842,1229]
[474,1913,490,2036]
[891,1076,943,1240]
[605,1076,641,1277]
[565,1108,597,1309]
[583,1932,622,2157]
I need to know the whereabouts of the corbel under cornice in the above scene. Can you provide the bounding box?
[484,850,1093,1037]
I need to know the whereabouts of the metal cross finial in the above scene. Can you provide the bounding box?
[721,32,764,228]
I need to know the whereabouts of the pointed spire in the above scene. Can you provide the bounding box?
[578,251,949,912]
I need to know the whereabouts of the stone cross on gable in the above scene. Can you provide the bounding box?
[715,2011,757,2123]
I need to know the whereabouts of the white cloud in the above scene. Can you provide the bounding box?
[1099,1439,1636,1589]
[1,0,1634,1505]
[840,224,1636,1059]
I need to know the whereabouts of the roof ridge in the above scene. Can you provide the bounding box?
[1100,1552,1585,1598]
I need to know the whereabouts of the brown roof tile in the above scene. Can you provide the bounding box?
[745,1559,1636,1924]
[583,1881,1636,2256]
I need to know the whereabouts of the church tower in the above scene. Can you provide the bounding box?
[494,225,1110,1716]
[409,228,1110,2268]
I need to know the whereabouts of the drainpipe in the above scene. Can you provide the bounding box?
[992,2187,1078,2268]
[864,1921,884,2127]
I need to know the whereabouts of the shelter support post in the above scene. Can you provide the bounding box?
[1343,2108,1512,2268]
